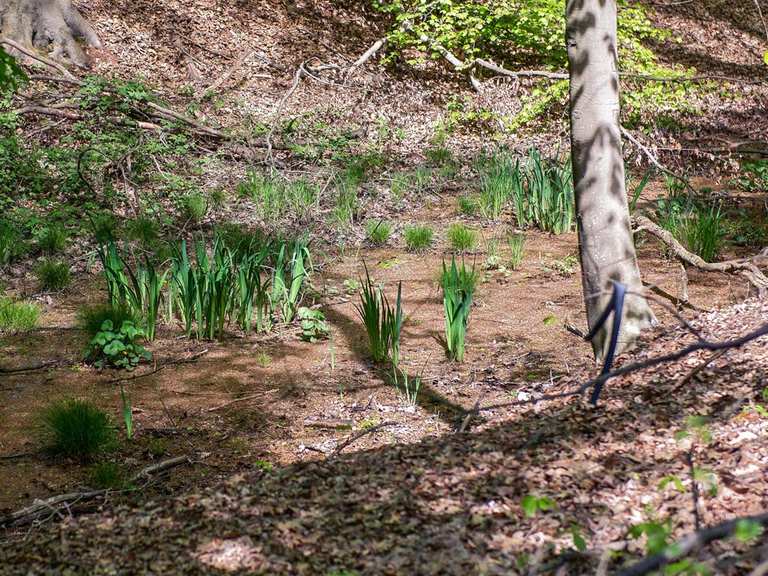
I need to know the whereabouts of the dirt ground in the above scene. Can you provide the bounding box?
[0,185,744,518]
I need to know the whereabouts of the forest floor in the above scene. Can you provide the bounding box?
[1,0,767,573]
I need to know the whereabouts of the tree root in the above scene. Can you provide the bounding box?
[633,214,768,295]
[0,0,101,67]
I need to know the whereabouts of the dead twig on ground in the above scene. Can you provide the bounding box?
[672,350,727,392]
[206,389,278,412]
[0,455,192,527]
[0,38,76,80]
[332,421,396,456]
[106,349,209,385]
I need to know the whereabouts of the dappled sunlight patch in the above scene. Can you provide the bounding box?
[196,536,263,572]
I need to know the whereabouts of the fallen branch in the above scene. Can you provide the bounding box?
[672,349,727,391]
[206,389,278,413]
[198,50,272,98]
[332,421,396,455]
[0,361,60,374]
[620,127,695,192]
[633,214,768,294]
[346,37,387,80]
[107,349,209,385]
[618,512,768,576]
[0,455,192,526]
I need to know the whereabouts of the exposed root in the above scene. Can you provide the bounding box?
[0,0,101,67]
[633,214,768,295]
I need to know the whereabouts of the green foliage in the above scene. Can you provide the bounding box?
[333,171,360,225]
[298,307,330,342]
[478,151,523,219]
[629,519,672,555]
[441,257,477,362]
[0,219,28,266]
[125,216,160,247]
[86,320,151,370]
[447,223,478,252]
[520,150,574,234]
[0,295,40,333]
[238,172,319,222]
[355,268,403,364]
[734,519,764,544]
[179,191,208,222]
[0,46,26,92]
[738,160,768,192]
[680,204,725,263]
[507,233,526,270]
[234,242,271,334]
[457,195,478,216]
[88,461,127,490]
[365,220,393,245]
[35,223,68,254]
[42,399,114,460]
[521,494,556,518]
[271,238,311,323]
[77,304,136,337]
[90,212,119,244]
[36,259,71,291]
[404,225,434,252]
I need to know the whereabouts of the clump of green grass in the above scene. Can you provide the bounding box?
[507,233,526,270]
[77,304,136,337]
[447,223,478,253]
[478,152,523,219]
[0,295,40,332]
[90,212,118,243]
[88,461,126,489]
[126,216,159,247]
[41,399,115,460]
[521,150,574,234]
[457,195,478,216]
[180,191,208,222]
[365,220,393,245]
[36,259,71,292]
[681,204,725,262]
[333,171,360,225]
[441,257,478,362]
[36,223,68,254]
[238,172,319,221]
[355,267,403,364]
[0,219,28,266]
[404,225,434,252]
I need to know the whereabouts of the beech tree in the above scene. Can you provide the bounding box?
[0,0,100,66]
[566,0,654,359]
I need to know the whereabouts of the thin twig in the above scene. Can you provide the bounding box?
[332,421,396,455]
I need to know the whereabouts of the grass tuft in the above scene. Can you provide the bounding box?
[42,399,115,460]
[447,223,478,253]
[36,259,71,292]
[0,295,40,332]
[507,233,526,270]
[36,223,68,254]
[365,220,393,246]
[404,225,434,252]
[441,257,478,362]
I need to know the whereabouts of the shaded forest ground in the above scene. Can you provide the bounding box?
[1,0,767,573]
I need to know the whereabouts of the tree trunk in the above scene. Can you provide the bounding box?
[0,0,100,66]
[566,0,654,360]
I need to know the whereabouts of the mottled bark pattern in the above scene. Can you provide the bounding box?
[566,0,653,360]
[0,0,100,66]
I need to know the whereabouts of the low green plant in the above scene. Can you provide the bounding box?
[88,461,127,489]
[180,191,208,222]
[441,257,477,362]
[457,195,478,216]
[404,225,434,252]
[271,238,311,323]
[77,304,136,337]
[0,219,27,266]
[365,220,393,245]
[90,212,118,243]
[523,150,574,234]
[42,399,115,460]
[447,223,478,253]
[681,204,725,262]
[355,268,403,364]
[36,259,71,291]
[478,152,523,219]
[0,295,40,332]
[507,233,526,270]
[234,244,271,334]
[238,172,319,221]
[125,216,159,247]
[738,159,768,192]
[298,306,330,342]
[333,174,359,225]
[521,494,557,518]
[86,320,151,370]
[35,223,68,254]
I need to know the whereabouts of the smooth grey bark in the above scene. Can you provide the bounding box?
[0,0,100,66]
[566,0,654,360]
